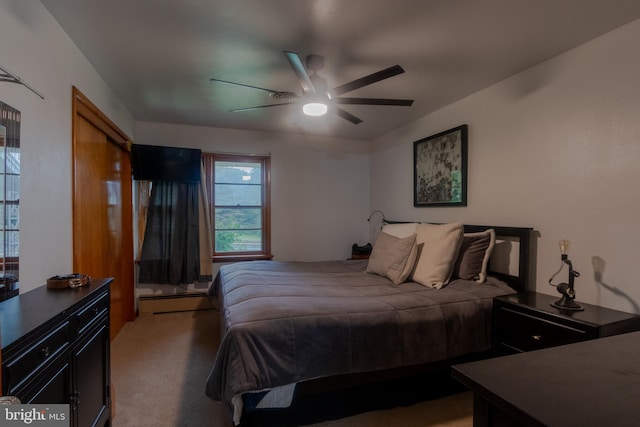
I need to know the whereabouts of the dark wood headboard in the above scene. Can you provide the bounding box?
[464,224,532,293]
[383,221,533,293]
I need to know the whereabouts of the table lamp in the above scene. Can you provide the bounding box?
[549,239,584,311]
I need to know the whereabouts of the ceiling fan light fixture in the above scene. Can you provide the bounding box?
[212,51,413,125]
[303,102,328,116]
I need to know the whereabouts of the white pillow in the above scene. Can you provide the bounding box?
[366,232,418,285]
[380,222,419,239]
[411,222,464,289]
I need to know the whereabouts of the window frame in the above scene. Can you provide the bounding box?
[203,153,272,262]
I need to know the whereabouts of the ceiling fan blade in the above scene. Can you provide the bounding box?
[335,97,414,106]
[210,78,278,94]
[335,107,363,125]
[283,51,316,95]
[230,102,295,112]
[329,65,405,97]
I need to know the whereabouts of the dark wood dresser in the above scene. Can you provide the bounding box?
[1,278,112,427]
[493,291,640,355]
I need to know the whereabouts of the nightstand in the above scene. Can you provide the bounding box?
[493,291,640,355]
[350,243,372,260]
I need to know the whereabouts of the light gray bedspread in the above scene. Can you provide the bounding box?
[205,259,515,418]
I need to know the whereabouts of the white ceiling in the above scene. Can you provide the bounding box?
[41,0,640,141]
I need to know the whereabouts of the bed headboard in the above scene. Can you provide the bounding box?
[463,224,532,293]
[383,221,533,293]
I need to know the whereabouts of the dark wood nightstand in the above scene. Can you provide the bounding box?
[493,291,640,355]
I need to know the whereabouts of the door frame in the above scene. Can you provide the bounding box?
[71,87,135,337]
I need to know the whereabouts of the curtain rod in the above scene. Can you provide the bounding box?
[203,150,271,157]
[0,64,45,100]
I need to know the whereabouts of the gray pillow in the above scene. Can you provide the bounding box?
[366,232,418,285]
[452,229,496,283]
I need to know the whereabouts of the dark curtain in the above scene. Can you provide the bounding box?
[138,181,200,285]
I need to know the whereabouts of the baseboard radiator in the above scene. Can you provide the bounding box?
[138,293,213,315]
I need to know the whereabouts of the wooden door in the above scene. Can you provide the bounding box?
[72,87,134,339]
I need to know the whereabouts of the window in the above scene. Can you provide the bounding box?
[202,153,271,261]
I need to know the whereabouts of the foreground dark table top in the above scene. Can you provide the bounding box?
[452,331,640,427]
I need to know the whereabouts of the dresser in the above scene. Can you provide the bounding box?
[1,278,112,427]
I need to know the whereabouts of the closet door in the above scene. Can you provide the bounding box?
[72,87,134,339]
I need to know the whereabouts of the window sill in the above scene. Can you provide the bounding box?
[212,254,273,263]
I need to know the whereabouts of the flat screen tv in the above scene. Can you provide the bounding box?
[131,144,201,182]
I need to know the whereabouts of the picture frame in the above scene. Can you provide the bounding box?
[413,124,468,207]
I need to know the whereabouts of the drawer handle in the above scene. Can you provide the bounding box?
[92,306,100,315]
[531,335,542,341]
[41,346,50,358]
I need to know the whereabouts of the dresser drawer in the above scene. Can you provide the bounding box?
[75,291,109,335]
[4,321,71,394]
[495,306,587,352]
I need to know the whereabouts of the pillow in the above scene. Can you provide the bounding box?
[380,222,419,238]
[453,229,496,283]
[410,222,464,289]
[366,232,418,285]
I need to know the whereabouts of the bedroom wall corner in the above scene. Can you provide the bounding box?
[369,18,640,314]
[134,121,372,266]
[0,1,135,293]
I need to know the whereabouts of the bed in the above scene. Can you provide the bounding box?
[205,223,533,425]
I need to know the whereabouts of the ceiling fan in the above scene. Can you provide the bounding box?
[210,51,414,125]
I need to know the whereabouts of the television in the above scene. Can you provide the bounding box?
[131,144,201,182]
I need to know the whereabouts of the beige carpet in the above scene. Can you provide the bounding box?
[111,309,473,427]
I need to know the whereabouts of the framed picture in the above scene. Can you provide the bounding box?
[413,124,468,207]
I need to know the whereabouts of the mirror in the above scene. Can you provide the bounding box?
[0,100,20,302]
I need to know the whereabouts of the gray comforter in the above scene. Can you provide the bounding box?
[205,259,515,418]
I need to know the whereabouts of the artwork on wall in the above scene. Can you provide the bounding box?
[413,124,467,207]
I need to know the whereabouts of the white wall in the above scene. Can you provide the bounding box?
[0,1,134,293]
[371,19,640,313]
[4,1,639,315]
[1,1,369,296]
[134,122,371,261]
